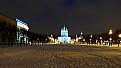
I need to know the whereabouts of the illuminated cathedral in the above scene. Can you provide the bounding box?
[58,25,71,43]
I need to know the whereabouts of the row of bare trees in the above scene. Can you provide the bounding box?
[27,31,50,45]
[83,29,121,44]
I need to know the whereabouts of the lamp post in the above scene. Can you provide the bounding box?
[118,34,121,47]
[37,38,39,45]
[90,35,92,44]
[100,37,102,45]
[109,30,112,46]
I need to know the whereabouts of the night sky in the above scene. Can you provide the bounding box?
[0,0,121,35]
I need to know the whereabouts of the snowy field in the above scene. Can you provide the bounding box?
[0,44,121,68]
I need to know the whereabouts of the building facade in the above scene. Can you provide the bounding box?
[58,25,71,43]
[0,13,17,46]
[16,19,29,46]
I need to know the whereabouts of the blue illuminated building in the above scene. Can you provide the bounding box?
[58,25,71,43]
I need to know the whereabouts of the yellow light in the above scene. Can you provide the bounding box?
[119,34,121,38]
[100,37,102,40]
[83,39,85,41]
[79,37,81,39]
[109,30,112,35]
[109,38,112,40]
[90,35,92,38]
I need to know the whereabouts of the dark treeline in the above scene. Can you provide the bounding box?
[27,31,50,44]
[84,29,121,44]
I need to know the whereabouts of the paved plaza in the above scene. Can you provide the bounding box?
[0,44,121,68]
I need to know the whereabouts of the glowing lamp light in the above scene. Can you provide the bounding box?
[109,30,112,35]
[83,39,85,41]
[119,34,121,38]
[100,37,102,40]
[109,38,112,40]
[90,35,92,38]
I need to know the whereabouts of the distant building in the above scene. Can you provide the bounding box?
[58,25,71,43]
[0,13,29,46]
[79,31,85,44]
[16,19,29,45]
[0,13,17,46]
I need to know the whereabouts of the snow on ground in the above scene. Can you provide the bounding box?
[0,44,121,68]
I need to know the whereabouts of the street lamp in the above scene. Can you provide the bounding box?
[109,30,112,35]
[90,35,92,44]
[109,30,112,46]
[100,37,102,45]
[100,37,102,40]
[118,34,121,47]
[37,38,39,45]
[118,34,121,38]
[90,35,92,38]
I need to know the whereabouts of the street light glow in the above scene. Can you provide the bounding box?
[100,37,102,40]
[90,35,92,38]
[109,30,112,35]
[119,34,121,38]
[109,38,112,40]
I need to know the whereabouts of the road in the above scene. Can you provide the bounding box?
[0,44,121,68]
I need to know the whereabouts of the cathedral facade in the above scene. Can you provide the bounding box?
[58,25,71,43]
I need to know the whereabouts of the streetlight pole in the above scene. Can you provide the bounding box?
[100,37,102,45]
[109,30,112,46]
[37,38,39,45]
[90,35,92,44]
[118,34,121,47]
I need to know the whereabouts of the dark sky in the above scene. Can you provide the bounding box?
[0,0,121,35]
